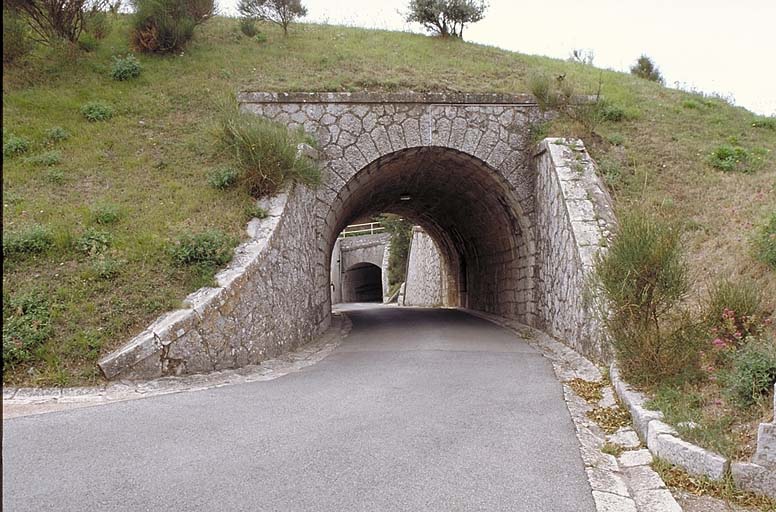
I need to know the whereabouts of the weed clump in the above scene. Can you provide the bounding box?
[169,229,233,267]
[74,228,112,255]
[91,202,122,225]
[207,167,239,189]
[45,127,70,143]
[239,17,257,37]
[80,102,113,122]
[3,133,30,156]
[111,54,142,81]
[707,144,767,173]
[752,212,776,270]
[25,150,62,166]
[219,103,319,197]
[722,338,776,408]
[3,225,54,258]
[2,292,52,368]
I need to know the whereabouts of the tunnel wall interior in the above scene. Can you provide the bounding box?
[98,93,616,380]
[342,263,383,302]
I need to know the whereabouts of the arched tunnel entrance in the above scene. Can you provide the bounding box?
[343,262,383,303]
[325,146,535,321]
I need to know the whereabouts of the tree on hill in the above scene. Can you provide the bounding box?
[405,0,487,39]
[238,0,307,36]
[630,54,664,84]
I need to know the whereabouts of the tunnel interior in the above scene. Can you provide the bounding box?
[325,146,536,322]
[342,262,384,303]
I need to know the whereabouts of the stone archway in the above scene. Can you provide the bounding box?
[98,93,616,380]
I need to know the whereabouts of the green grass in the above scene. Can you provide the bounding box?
[3,15,776,386]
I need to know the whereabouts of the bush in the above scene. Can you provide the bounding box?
[593,211,695,382]
[74,228,112,255]
[169,229,233,267]
[630,54,664,84]
[705,279,762,330]
[752,212,776,269]
[254,32,268,44]
[2,292,52,368]
[80,101,113,121]
[207,167,239,189]
[707,144,766,174]
[25,150,62,166]
[91,202,122,224]
[3,134,31,156]
[219,104,320,197]
[46,127,70,143]
[3,8,33,64]
[131,0,214,53]
[4,0,100,44]
[111,54,142,81]
[598,101,626,122]
[3,225,54,258]
[91,256,122,279]
[722,337,776,408]
[239,17,257,37]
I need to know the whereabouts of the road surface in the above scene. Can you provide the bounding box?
[3,305,595,511]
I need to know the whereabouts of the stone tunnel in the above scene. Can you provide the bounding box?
[99,92,616,380]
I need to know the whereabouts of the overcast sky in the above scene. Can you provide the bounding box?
[220,0,776,116]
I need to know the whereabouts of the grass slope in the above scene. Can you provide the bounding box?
[3,17,775,386]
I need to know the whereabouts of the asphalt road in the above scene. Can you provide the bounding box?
[3,305,595,511]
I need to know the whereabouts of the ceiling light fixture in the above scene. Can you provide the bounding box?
[400,194,411,201]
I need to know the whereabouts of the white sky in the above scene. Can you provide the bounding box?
[219,0,776,116]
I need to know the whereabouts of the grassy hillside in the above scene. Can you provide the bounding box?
[3,16,775,386]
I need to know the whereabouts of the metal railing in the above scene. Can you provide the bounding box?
[338,222,386,238]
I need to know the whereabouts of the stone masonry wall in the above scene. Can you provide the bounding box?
[99,94,615,379]
[403,227,443,307]
[534,138,616,361]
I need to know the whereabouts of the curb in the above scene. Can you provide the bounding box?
[3,313,352,419]
[609,364,776,500]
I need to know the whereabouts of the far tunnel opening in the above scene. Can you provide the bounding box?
[343,262,383,303]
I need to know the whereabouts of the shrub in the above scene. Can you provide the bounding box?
[4,0,102,44]
[219,104,319,197]
[254,32,268,44]
[46,127,70,143]
[722,337,776,408]
[238,0,307,37]
[46,169,67,184]
[607,134,625,146]
[630,54,664,84]
[239,17,257,37]
[91,202,122,224]
[3,225,54,258]
[706,144,766,174]
[2,292,52,368]
[111,54,142,80]
[598,101,626,122]
[404,0,486,39]
[80,101,113,121]
[169,229,233,267]
[3,8,33,64]
[207,167,239,189]
[74,228,112,255]
[3,134,31,156]
[752,212,776,269]
[593,211,696,382]
[131,0,214,53]
[91,256,122,279]
[25,150,62,166]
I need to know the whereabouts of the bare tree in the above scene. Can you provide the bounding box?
[405,0,487,39]
[237,0,306,36]
[5,0,107,44]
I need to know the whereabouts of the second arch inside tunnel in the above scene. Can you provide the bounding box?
[324,146,537,323]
